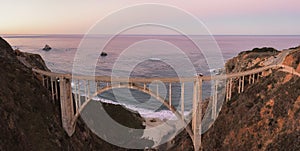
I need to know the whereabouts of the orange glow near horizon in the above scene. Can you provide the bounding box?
[1,0,300,35]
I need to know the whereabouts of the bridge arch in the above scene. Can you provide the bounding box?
[73,82,194,141]
[32,62,300,150]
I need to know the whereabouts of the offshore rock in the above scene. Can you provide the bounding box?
[100,52,108,57]
[42,44,51,51]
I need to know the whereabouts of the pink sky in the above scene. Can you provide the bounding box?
[1,0,300,35]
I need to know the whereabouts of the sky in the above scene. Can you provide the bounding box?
[1,0,300,35]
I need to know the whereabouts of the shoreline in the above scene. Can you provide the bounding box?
[142,117,174,147]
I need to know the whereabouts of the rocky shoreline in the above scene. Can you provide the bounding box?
[1,36,299,150]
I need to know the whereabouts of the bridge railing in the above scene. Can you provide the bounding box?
[33,64,280,82]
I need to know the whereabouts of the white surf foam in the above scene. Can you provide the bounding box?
[73,91,190,120]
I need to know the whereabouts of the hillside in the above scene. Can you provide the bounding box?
[0,37,151,150]
[201,47,300,150]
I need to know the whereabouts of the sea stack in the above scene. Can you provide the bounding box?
[42,44,52,51]
[100,52,107,56]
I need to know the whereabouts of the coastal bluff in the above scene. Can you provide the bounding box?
[200,47,300,150]
[0,37,152,150]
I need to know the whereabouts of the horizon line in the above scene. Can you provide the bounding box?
[2,34,300,37]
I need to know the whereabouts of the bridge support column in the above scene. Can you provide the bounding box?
[249,75,251,84]
[238,77,241,94]
[87,80,90,100]
[78,80,82,108]
[59,77,75,136]
[212,80,218,120]
[42,75,45,86]
[241,76,245,92]
[226,80,229,101]
[192,75,202,151]
[169,83,172,106]
[74,80,79,112]
[229,78,233,100]
[84,80,87,102]
[50,77,55,102]
[181,83,185,120]
[54,77,59,101]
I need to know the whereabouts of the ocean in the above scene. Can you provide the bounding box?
[3,34,300,119]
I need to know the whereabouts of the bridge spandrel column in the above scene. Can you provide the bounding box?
[54,77,59,101]
[212,80,218,120]
[238,77,241,94]
[59,77,75,136]
[229,78,233,100]
[248,75,251,84]
[241,76,245,92]
[169,83,172,106]
[192,75,203,151]
[181,82,185,120]
[225,80,229,101]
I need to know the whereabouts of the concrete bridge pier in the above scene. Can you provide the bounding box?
[54,77,59,101]
[59,77,76,136]
[212,80,218,120]
[169,83,172,106]
[192,75,203,151]
[238,77,241,94]
[226,78,233,101]
[225,78,233,101]
[225,80,229,101]
[50,77,56,102]
[249,74,254,84]
[181,83,185,120]
[229,78,233,100]
[42,75,48,88]
[241,76,245,92]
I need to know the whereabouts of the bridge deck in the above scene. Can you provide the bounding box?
[32,64,284,82]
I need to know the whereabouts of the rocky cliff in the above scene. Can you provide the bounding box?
[201,47,300,150]
[0,37,151,150]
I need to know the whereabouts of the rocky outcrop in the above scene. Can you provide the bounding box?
[100,52,108,57]
[14,49,50,71]
[0,37,151,150]
[42,44,51,51]
[201,47,300,150]
[283,47,300,72]
[226,47,279,73]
